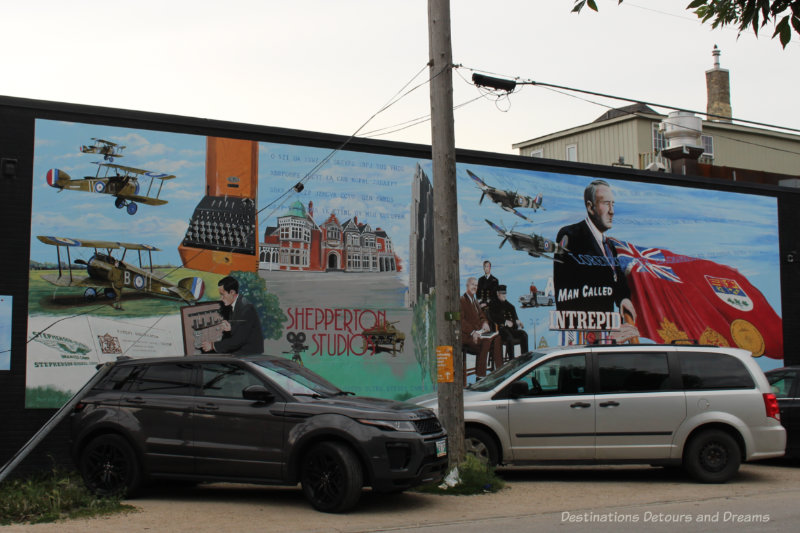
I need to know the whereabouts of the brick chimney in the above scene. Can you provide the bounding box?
[706,45,732,123]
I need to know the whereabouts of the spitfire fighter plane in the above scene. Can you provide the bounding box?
[79,138,126,161]
[485,219,566,262]
[37,236,204,309]
[45,162,175,215]
[467,169,543,222]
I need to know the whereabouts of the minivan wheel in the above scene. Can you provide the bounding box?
[465,427,499,466]
[683,429,741,483]
[79,434,142,497]
[300,441,363,513]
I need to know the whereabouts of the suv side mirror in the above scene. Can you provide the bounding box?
[243,385,275,404]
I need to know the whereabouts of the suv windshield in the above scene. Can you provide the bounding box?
[468,352,546,391]
[252,359,343,398]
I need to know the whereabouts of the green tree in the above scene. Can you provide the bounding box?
[571,1,800,47]
[230,270,287,341]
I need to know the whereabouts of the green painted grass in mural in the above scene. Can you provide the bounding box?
[25,386,74,409]
[28,268,221,318]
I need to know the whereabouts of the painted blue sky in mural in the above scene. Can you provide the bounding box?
[31,120,207,266]
[31,119,781,332]
[455,163,782,320]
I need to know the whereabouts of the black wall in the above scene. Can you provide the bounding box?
[2,95,798,476]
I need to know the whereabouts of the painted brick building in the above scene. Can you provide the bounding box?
[259,200,398,273]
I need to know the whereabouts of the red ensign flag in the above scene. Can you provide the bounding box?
[609,239,782,359]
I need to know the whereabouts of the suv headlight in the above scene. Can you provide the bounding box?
[357,419,417,432]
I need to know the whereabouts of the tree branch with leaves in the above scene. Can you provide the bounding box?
[571,1,800,47]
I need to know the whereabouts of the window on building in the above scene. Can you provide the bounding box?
[566,144,577,162]
[652,123,668,153]
[701,134,714,157]
[530,149,543,158]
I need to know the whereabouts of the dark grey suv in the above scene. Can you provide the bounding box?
[70,355,448,512]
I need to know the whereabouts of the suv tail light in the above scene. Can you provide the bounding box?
[763,393,780,420]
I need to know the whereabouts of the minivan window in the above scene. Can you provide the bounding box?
[127,363,194,395]
[513,354,587,396]
[679,352,754,390]
[598,352,670,393]
[469,351,545,392]
[201,363,264,399]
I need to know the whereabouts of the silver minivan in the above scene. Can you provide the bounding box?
[412,344,786,483]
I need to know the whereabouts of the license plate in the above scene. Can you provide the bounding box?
[435,438,447,457]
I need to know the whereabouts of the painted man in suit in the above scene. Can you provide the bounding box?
[461,277,503,378]
[201,276,264,355]
[489,285,528,357]
[554,179,638,340]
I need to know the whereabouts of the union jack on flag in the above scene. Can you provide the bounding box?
[608,238,682,283]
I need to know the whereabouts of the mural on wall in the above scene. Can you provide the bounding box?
[27,118,784,407]
[455,165,783,371]
[1,296,10,371]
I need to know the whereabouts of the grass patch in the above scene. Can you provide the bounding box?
[414,454,506,495]
[0,469,134,525]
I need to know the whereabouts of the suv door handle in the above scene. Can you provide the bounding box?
[570,402,591,408]
[599,401,620,408]
[124,396,146,404]
[197,403,219,411]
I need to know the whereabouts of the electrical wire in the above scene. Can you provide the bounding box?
[361,94,485,138]
[539,84,800,158]
[457,65,800,157]
[461,64,800,134]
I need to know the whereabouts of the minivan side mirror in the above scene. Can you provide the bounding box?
[243,385,275,404]
[508,381,529,398]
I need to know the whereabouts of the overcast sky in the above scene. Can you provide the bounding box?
[3,1,798,155]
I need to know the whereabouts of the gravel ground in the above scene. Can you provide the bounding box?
[5,462,799,533]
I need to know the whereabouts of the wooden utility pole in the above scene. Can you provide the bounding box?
[428,0,464,464]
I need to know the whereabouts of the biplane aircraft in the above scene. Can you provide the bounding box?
[45,162,175,215]
[485,219,567,262]
[467,169,543,222]
[37,236,204,309]
[79,138,126,161]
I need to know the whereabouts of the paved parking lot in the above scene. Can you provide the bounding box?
[8,461,800,533]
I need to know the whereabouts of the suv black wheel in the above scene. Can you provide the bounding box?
[683,429,741,483]
[465,427,499,466]
[79,434,142,497]
[300,441,363,513]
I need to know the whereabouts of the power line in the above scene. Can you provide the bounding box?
[462,65,800,135]
[539,84,800,158]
